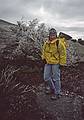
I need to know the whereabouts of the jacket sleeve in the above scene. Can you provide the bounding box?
[59,41,67,65]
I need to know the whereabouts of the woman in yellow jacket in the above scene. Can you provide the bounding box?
[42,28,67,100]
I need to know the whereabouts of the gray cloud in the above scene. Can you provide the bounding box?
[43,0,84,20]
[0,0,84,20]
[0,0,84,39]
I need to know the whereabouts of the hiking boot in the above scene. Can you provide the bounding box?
[51,94,61,100]
[51,94,57,100]
[56,94,61,98]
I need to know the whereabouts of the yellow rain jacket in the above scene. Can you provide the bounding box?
[41,38,67,65]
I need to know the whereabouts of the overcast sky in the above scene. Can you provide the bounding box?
[0,0,84,39]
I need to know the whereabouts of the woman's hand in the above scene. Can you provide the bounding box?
[43,59,47,64]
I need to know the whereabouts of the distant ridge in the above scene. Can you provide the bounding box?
[0,19,16,26]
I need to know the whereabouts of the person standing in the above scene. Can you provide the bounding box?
[41,28,67,100]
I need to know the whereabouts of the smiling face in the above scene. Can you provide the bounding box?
[49,34,57,41]
[49,28,57,41]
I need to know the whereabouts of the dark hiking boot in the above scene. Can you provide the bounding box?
[51,94,57,100]
[51,94,61,100]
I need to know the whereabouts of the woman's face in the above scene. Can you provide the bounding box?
[49,34,56,41]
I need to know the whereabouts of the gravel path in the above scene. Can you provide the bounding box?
[36,84,83,120]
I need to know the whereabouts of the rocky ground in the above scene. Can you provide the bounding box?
[0,57,84,120]
[36,62,84,120]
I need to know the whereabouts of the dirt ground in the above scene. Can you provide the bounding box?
[0,58,84,120]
